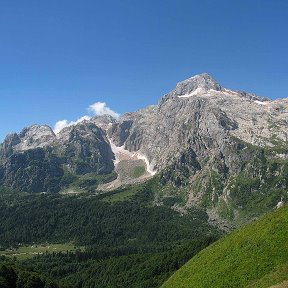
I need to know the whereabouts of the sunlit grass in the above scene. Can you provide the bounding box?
[162,205,288,288]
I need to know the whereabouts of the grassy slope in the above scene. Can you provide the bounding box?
[162,205,288,288]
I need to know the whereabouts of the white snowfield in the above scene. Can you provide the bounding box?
[136,153,157,176]
[177,88,269,101]
[177,88,238,98]
[177,88,207,98]
[254,100,268,106]
[108,138,157,176]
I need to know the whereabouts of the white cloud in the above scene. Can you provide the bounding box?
[54,116,91,134]
[88,102,120,119]
[53,102,119,134]
[54,120,70,134]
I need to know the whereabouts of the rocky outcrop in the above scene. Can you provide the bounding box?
[56,122,114,175]
[0,133,21,160]
[89,115,117,131]
[0,125,56,160]
[15,124,56,151]
[0,147,63,192]
[0,122,114,192]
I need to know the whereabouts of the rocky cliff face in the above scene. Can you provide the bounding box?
[0,147,63,192]
[109,73,287,172]
[0,119,114,192]
[0,73,287,225]
[56,122,114,175]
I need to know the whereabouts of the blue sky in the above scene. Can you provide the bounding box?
[0,0,287,141]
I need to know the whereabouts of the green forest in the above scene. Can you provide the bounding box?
[0,179,221,287]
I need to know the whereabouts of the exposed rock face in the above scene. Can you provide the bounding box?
[0,125,55,160]
[15,124,56,151]
[89,115,117,131]
[170,73,222,96]
[0,122,114,192]
[0,133,21,160]
[107,73,288,227]
[0,147,63,192]
[56,122,114,175]
[109,73,288,173]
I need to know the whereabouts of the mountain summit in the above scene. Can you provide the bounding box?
[164,73,268,102]
[173,73,222,97]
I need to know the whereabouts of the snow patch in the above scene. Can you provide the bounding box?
[222,88,237,95]
[135,153,157,176]
[109,141,135,165]
[178,88,206,98]
[177,88,222,98]
[108,138,157,176]
[254,100,268,106]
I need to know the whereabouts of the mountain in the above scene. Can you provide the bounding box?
[0,122,114,192]
[0,73,287,226]
[108,73,288,228]
[162,204,288,288]
[112,72,286,173]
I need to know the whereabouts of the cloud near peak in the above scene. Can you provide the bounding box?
[88,102,120,119]
[53,102,119,134]
[53,116,91,134]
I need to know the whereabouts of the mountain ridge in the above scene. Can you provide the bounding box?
[0,73,287,228]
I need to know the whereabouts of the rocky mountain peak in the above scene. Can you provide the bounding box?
[15,124,56,151]
[0,124,56,154]
[160,73,269,104]
[19,124,55,138]
[173,73,222,97]
[90,115,117,131]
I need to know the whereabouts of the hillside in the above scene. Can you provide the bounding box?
[162,205,288,288]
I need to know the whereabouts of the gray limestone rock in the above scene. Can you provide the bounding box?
[56,122,114,175]
[15,124,56,151]
[0,121,115,192]
[109,73,287,174]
